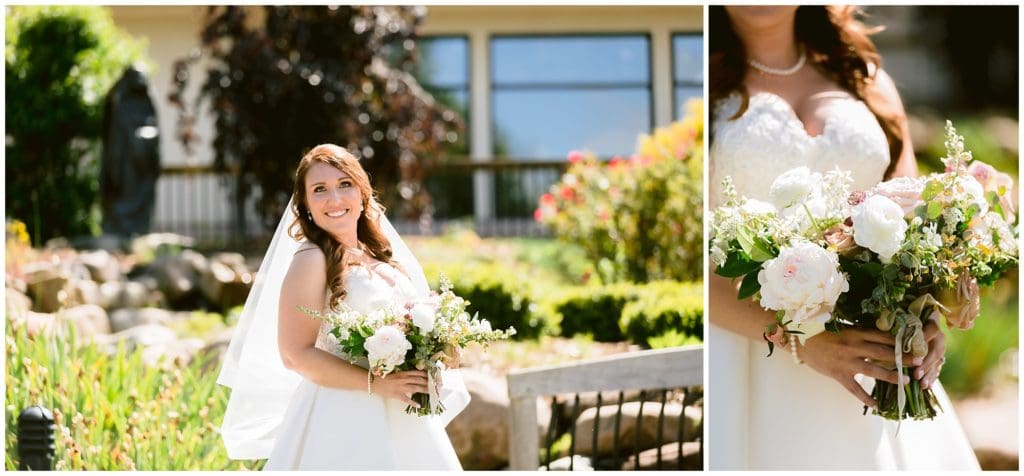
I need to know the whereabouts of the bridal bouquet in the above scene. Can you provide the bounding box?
[710,121,1018,421]
[301,275,515,416]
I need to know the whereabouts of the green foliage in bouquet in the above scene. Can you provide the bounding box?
[536,99,704,284]
[6,6,147,243]
[5,322,261,470]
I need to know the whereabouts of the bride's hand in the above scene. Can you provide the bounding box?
[915,319,946,390]
[373,370,429,408]
[800,328,917,408]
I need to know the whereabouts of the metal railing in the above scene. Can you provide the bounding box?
[152,159,568,246]
[507,345,704,471]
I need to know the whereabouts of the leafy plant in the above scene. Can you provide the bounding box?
[169,6,462,229]
[536,99,704,283]
[6,6,146,243]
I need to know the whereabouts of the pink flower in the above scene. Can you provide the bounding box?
[872,176,925,218]
[559,185,575,200]
[608,157,625,169]
[533,208,544,222]
[567,150,585,164]
[539,193,555,205]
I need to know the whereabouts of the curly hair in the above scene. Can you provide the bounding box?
[288,144,398,310]
[710,5,903,178]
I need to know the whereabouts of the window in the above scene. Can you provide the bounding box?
[491,35,652,160]
[672,33,703,119]
[415,36,474,218]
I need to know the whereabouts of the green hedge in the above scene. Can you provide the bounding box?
[556,281,703,346]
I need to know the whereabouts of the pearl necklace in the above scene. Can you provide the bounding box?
[749,49,806,76]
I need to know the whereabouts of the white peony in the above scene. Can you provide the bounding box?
[757,240,848,326]
[410,303,437,334]
[364,325,411,372]
[851,194,908,263]
[769,167,820,210]
[873,176,925,218]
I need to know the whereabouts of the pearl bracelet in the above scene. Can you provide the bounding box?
[790,335,804,365]
[367,371,374,395]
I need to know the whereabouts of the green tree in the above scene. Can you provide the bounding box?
[5,6,146,244]
[169,6,462,231]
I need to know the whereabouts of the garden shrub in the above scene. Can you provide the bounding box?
[555,280,704,346]
[6,6,146,243]
[536,99,704,284]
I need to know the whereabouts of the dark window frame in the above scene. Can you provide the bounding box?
[671,31,704,120]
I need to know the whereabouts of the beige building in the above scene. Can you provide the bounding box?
[108,6,703,239]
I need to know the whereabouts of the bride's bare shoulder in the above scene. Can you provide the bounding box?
[286,243,327,281]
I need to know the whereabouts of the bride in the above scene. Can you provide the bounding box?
[215,144,469,469]
[708,6,979,470]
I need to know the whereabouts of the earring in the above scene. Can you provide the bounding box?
[306,210,313,221]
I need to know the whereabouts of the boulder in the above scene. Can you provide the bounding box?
[620,441,701,470]
[446,369,551,470]
[109,307,178,333]
[60,304,111,337]
[557,389,645,421]
[78,249,122,283]
[572,401,702,456]
[24,263,69,312]
[7,287,32,318]
[544,455,594,471]
[107,323,179,351]
[199,258,253,312]
[67,279,101,307]
[99,281,155,310]
[148,250,208,307]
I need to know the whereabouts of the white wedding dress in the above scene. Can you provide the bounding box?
[263,262,463,470]
[708,92,981,470]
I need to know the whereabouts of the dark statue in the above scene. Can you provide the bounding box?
[100,66,161,237]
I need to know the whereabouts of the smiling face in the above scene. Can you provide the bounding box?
[304,161,364,246]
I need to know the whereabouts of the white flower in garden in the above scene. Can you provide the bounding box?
[757,240,848,325]
[970,211,1018,255]
[873,176,925,218]
[364,326,411,372]
[769,167,820,210]
[851,194,908,263]
[410,303,437,334]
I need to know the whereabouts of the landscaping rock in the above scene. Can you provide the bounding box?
[572,401,702,456]
[68,279,101,307]
[620,441,701,470]
[99,281,154,310]
[199,258,253,312]
[78,249,122,283]
[61,304,111,337]
[446,369,551,470]
[149,249,208,307]
[109,307,178,333]
[24,263,69,313]
[544,455,594,471]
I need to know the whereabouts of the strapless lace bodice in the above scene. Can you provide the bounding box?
[710,92,890,206]
[314,262,419,359]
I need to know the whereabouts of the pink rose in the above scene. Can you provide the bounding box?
[872,176,925,218]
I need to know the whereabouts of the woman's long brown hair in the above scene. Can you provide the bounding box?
[289,144,398,310]
[710,5,903,178]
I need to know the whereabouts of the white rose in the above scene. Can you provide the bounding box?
[410,303,436,334]
[364,325,411,372]
[757,240,849,326]
[769,167,821,210]
[851,195,908,263]
[873,176,924,218]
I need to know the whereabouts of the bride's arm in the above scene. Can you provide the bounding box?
[710,271,916,408]
[875,68,919,179]
[277,247,427,407]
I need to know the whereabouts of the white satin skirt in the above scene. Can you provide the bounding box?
[264,379,462,470]
[708,324,980,470]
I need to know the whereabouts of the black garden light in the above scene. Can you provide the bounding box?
[17,405,55,470]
